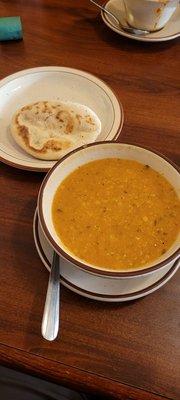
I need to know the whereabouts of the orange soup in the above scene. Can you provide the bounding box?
[52,159,180,270]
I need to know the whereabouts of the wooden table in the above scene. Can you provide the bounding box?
[0,1,179,399]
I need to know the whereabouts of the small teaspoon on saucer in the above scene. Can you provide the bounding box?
[41,251,60,341]
[89,0,149,35]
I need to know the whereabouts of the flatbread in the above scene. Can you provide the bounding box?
[10,101,101,160]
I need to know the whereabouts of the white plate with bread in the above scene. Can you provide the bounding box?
[0,66,124,172]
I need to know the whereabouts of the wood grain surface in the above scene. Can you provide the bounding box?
[0,1,179,399]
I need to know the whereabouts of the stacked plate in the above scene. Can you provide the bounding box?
[34,142,179,302]
[33,209,179,302]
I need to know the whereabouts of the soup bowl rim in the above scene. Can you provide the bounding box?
[37,141,180,278]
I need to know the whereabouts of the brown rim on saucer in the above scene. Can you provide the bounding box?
[37,141,180,278]
[0,156,47,172]
[34,209,180,300]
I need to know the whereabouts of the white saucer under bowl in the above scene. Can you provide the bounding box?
[101,0,180,42]
[33,210,179,302]
[0,66,123,172]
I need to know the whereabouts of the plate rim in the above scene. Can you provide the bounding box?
[33,209,180,302]
[101,0,180,42]
[0,66,124,172]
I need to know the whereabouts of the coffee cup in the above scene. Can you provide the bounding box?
[123,0,179,32]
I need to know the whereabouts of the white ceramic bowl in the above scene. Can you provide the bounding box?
[123,0,179,31]
[37,142,180,294]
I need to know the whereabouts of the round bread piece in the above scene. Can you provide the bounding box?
[10,101,101,160]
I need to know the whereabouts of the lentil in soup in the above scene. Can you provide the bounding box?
[52,159,180,271]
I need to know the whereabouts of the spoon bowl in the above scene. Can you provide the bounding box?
[90,0,149,35]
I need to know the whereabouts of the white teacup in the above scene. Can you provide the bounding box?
[123,0,179,32]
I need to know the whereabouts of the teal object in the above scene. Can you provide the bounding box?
[0,16,23,41]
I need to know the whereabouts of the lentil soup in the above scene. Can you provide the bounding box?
[52,159,180,271]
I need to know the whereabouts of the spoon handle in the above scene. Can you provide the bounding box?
[89,0,119,25]
[41,252,60,341]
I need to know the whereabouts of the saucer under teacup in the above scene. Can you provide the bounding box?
[101,0,180,42]
[33,210,179,302]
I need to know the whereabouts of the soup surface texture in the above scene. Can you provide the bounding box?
[52,159,180,271]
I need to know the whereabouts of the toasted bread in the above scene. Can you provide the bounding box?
[10,101,101,160]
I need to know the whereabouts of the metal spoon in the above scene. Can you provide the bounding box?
[89,0,149,35]
[41,251,60,341]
